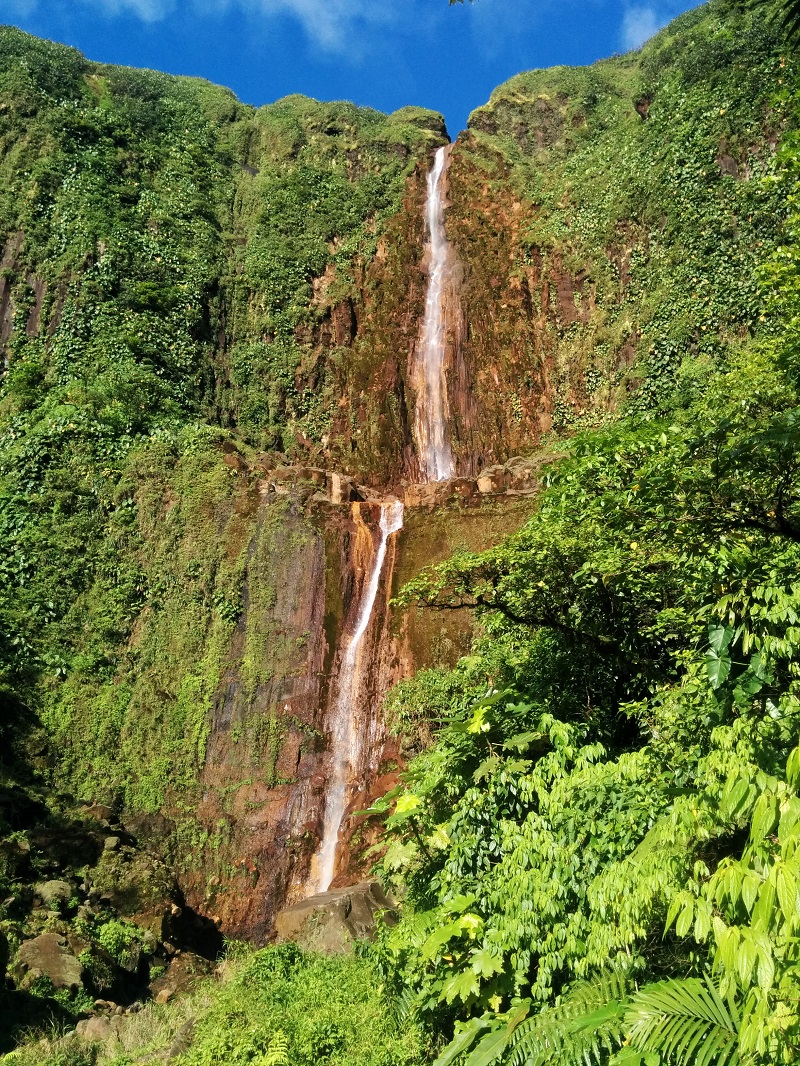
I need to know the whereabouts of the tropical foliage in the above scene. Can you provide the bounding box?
[370,15,800,1063]
[3,0,800,1063]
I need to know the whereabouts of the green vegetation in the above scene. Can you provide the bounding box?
[450,0,791,453]
[0,25,440,815]
[364,11,800,1061]
[3,944,429,1066]
[3,0,800,1063]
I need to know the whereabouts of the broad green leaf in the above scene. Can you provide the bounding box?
[776,864,798,924]
[787,745,800,789]
[736,934,757,985]
[421,921,460,961]
[503,731,544,753]
[395,793,422,815]
[708,623,735,655]
[756,944,775,990]
[446,894,477,915]
[705,648,731,689]
[432,1018,490,1066]
[741,873,760,914]
[463,1026,512,1066]
[675,899,694,937]
[473,757,499,783]
[441,969,481,1004]
[457,913,484,938]
[471,947,504,978]
[778,796,800,844]
[750,792,779,843]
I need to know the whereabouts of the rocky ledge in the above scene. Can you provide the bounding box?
[223,450,547,512]
[404,454,544,508]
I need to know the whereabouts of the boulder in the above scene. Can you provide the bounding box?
[34,880,73,910]
[79,803,114,825]
[451,477,478,501]
[168,1018,196,1058]
[404,481,452,508]
[76,1015,113,1041]
[504,455,541,489]
[476,464,509,494]
[148,951,213,1003]
[91,845,178,918]
[274,881,396,954]
[13,932,84,990]
[295,466,326,486]
[327,471,358,505]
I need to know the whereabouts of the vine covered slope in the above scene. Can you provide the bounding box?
[2,1,800,1063]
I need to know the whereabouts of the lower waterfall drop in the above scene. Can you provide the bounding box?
[414,143,456,482]
[312,499,405,893]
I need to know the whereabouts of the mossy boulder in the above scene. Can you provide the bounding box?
[13,932,84,991]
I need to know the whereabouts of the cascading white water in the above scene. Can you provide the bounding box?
[308,146,457,896]
[414,144,456,482]
[312,499,404,893]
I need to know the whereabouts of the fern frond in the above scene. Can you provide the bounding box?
[624,974,741,1066]
[508,971,630,1066]
[261,1030,290,1066]
[389,984,418,1025]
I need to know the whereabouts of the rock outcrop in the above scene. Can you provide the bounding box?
[274,881,396,953]
[13,932,84,991]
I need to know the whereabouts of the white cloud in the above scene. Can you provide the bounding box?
[4,0,40,15]
[79,0,175,21]
[193,0,396,53]
[621,5,663,51]
[264,0,397,53]
[6,0,403,56]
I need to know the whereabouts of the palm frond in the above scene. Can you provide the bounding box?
[624,974,741,1066]
[507,972,630,1066]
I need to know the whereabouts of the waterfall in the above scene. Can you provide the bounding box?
[312,499,404,893]
[414,144,455,482]
[308,144,457,896]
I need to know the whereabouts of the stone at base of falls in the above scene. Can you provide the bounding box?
[13,932,84,990]
[274,881,397,954]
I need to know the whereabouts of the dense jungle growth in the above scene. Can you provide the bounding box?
[2,0,800,1063]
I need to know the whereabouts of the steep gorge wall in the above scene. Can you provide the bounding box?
[0,4,791,947]
[115,459,536,941]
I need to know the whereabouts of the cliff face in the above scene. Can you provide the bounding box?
[437,8,787,462]
[80,454,538,940]
[0,2,791,945]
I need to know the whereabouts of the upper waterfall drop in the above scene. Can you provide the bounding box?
[311,499,404,894]
[414,144,455,482]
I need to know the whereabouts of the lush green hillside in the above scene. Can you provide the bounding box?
[2,0,800,1063]
[440,0,791,458]
[0,27,442,806]
[369,8,800,1065]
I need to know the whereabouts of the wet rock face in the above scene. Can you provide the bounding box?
[180,494,331,943]
[274,881,396,953]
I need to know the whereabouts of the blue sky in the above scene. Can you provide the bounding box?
[4,0,701,135]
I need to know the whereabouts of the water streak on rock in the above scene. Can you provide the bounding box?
[414,145,455,481]
[312,499,404,892]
